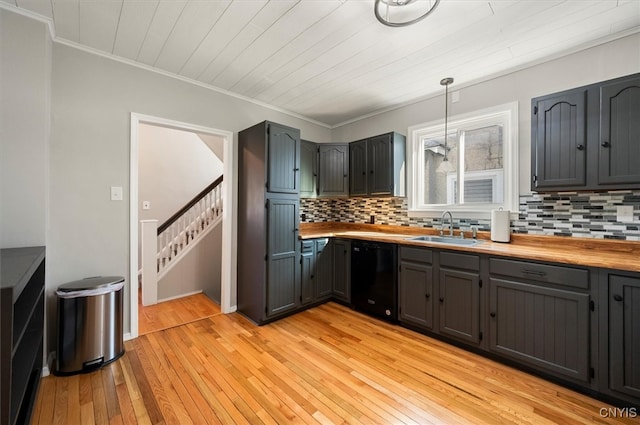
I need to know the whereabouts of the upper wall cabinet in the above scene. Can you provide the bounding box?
[267,122,301,194]
[532,73,640,192]
[300,140,317,198]
[300,142,349,198]
[349,132,406,197]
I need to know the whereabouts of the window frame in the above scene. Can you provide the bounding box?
[406,102,519,219]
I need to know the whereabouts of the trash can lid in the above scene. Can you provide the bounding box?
[57,276,125,292]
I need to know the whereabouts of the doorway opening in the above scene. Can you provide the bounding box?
[129,113,235,339]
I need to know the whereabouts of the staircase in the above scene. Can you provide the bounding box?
[141,176,223,305]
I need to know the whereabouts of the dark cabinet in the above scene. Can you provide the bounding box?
[1,247,45,425]
[238,121,301,324]
[438,252,481,345]
[314,239,333,301]
[607,272,640,399]
[349,140,368,196]
[300,140,318,198]
[267,122,300,194]
[531,89,587,189]
[318,144,349,197]
[399,247,434,329]
[349,132,405,196]
[598,76,640,185]
[301,241,314,306]
[332,239,351,303]
[532,72,640,192]
[488,258,591,383]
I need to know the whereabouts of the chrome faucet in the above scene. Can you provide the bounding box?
[440,210,454,236]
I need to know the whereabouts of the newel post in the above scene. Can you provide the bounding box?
[140,219,158,306]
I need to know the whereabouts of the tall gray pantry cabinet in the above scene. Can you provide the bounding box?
[237,121,301,324]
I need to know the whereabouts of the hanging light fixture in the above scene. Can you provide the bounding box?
[374,0,440,27]
[436,77,455,174]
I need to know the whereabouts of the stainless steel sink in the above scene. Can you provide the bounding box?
[406,235,483,246]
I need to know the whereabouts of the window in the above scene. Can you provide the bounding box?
[407,102,518,217]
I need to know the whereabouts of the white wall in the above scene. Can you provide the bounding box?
[138,123,223,233]
[48,42,332,351]
[331,33,640,197]
[0,9,50,248]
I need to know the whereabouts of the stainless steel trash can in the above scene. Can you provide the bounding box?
[55,276,125,375]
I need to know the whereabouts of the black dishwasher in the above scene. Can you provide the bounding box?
[351,241,398,322]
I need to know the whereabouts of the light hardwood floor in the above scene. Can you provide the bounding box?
[138,292,221,335]
[32,302,638,424]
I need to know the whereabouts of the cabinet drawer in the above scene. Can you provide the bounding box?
[400,246,432,264]
[440,252,479,271]
[301,241,314,253]
[489,258,588,290]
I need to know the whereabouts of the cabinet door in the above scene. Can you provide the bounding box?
[266,198,300,316]
[300,140,317,198]
[438,268,480,344]
[301,241,314,306]
[599,77,640,185]
[489,278,590,383]
[318,144,349,197]
[315,239,333,300]
[532,90,587,190]
[368,133,393,195]
[609,274,640,398]
[332,239,351,302]
[267,122,300,194]
[399,260,433,329]
[349,140,368,195]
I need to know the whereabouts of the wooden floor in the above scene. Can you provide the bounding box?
[138,292,221,335]
[32,302,638,425]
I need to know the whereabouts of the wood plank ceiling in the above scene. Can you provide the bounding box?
[3,0,639,126]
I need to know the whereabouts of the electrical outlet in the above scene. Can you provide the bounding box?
[617,205,634,222]
[110,186,123,201]
[142,201,151,210]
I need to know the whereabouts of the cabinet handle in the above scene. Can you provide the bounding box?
[576,144,584,150]
[613,294,623,302]
[439,297,444,303]
[522,269,547,277]
[490,312,496,318]
[294,168,300,171]
[311,274,314,279]
[425,293,430,299]
[294,228,299,232]
[601,141,610,148]
[370,170,374,174]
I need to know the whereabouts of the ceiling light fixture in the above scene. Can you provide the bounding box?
[437,77,455,174]
[374,0,440,27]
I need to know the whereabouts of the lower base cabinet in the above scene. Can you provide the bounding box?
[607,272,640,400]
[489,278,590,383]
[332,239,351,303]
[399,247,434,329]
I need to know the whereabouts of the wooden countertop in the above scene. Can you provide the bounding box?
[300,222,640,273]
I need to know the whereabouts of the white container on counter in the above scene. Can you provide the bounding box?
[491,208,511,243]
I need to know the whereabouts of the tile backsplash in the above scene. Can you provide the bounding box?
[300,190,640,241]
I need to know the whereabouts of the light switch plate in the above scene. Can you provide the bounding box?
[617,205,634,222]
[110,186,123,201]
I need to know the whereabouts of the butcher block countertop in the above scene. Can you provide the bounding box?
[300,222,640,273]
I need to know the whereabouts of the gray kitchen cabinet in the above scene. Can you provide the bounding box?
[531,88,587,189]
[300,140,317,198]
[438,252,481,345]
[237,121,301,324]
[349,132,405,196]
[301,241,314,306]
[315,238,333,301]
[607,272,640,399]
[332,239,351,303]
[598,75,640,186]
[399,247,434,329]
[532,72,640,192]
[488,258,591,383]
[349,140,368,196]
[318,144,349,197]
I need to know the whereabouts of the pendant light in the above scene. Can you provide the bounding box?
[437,77,455,174]
[374,0,440,27]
